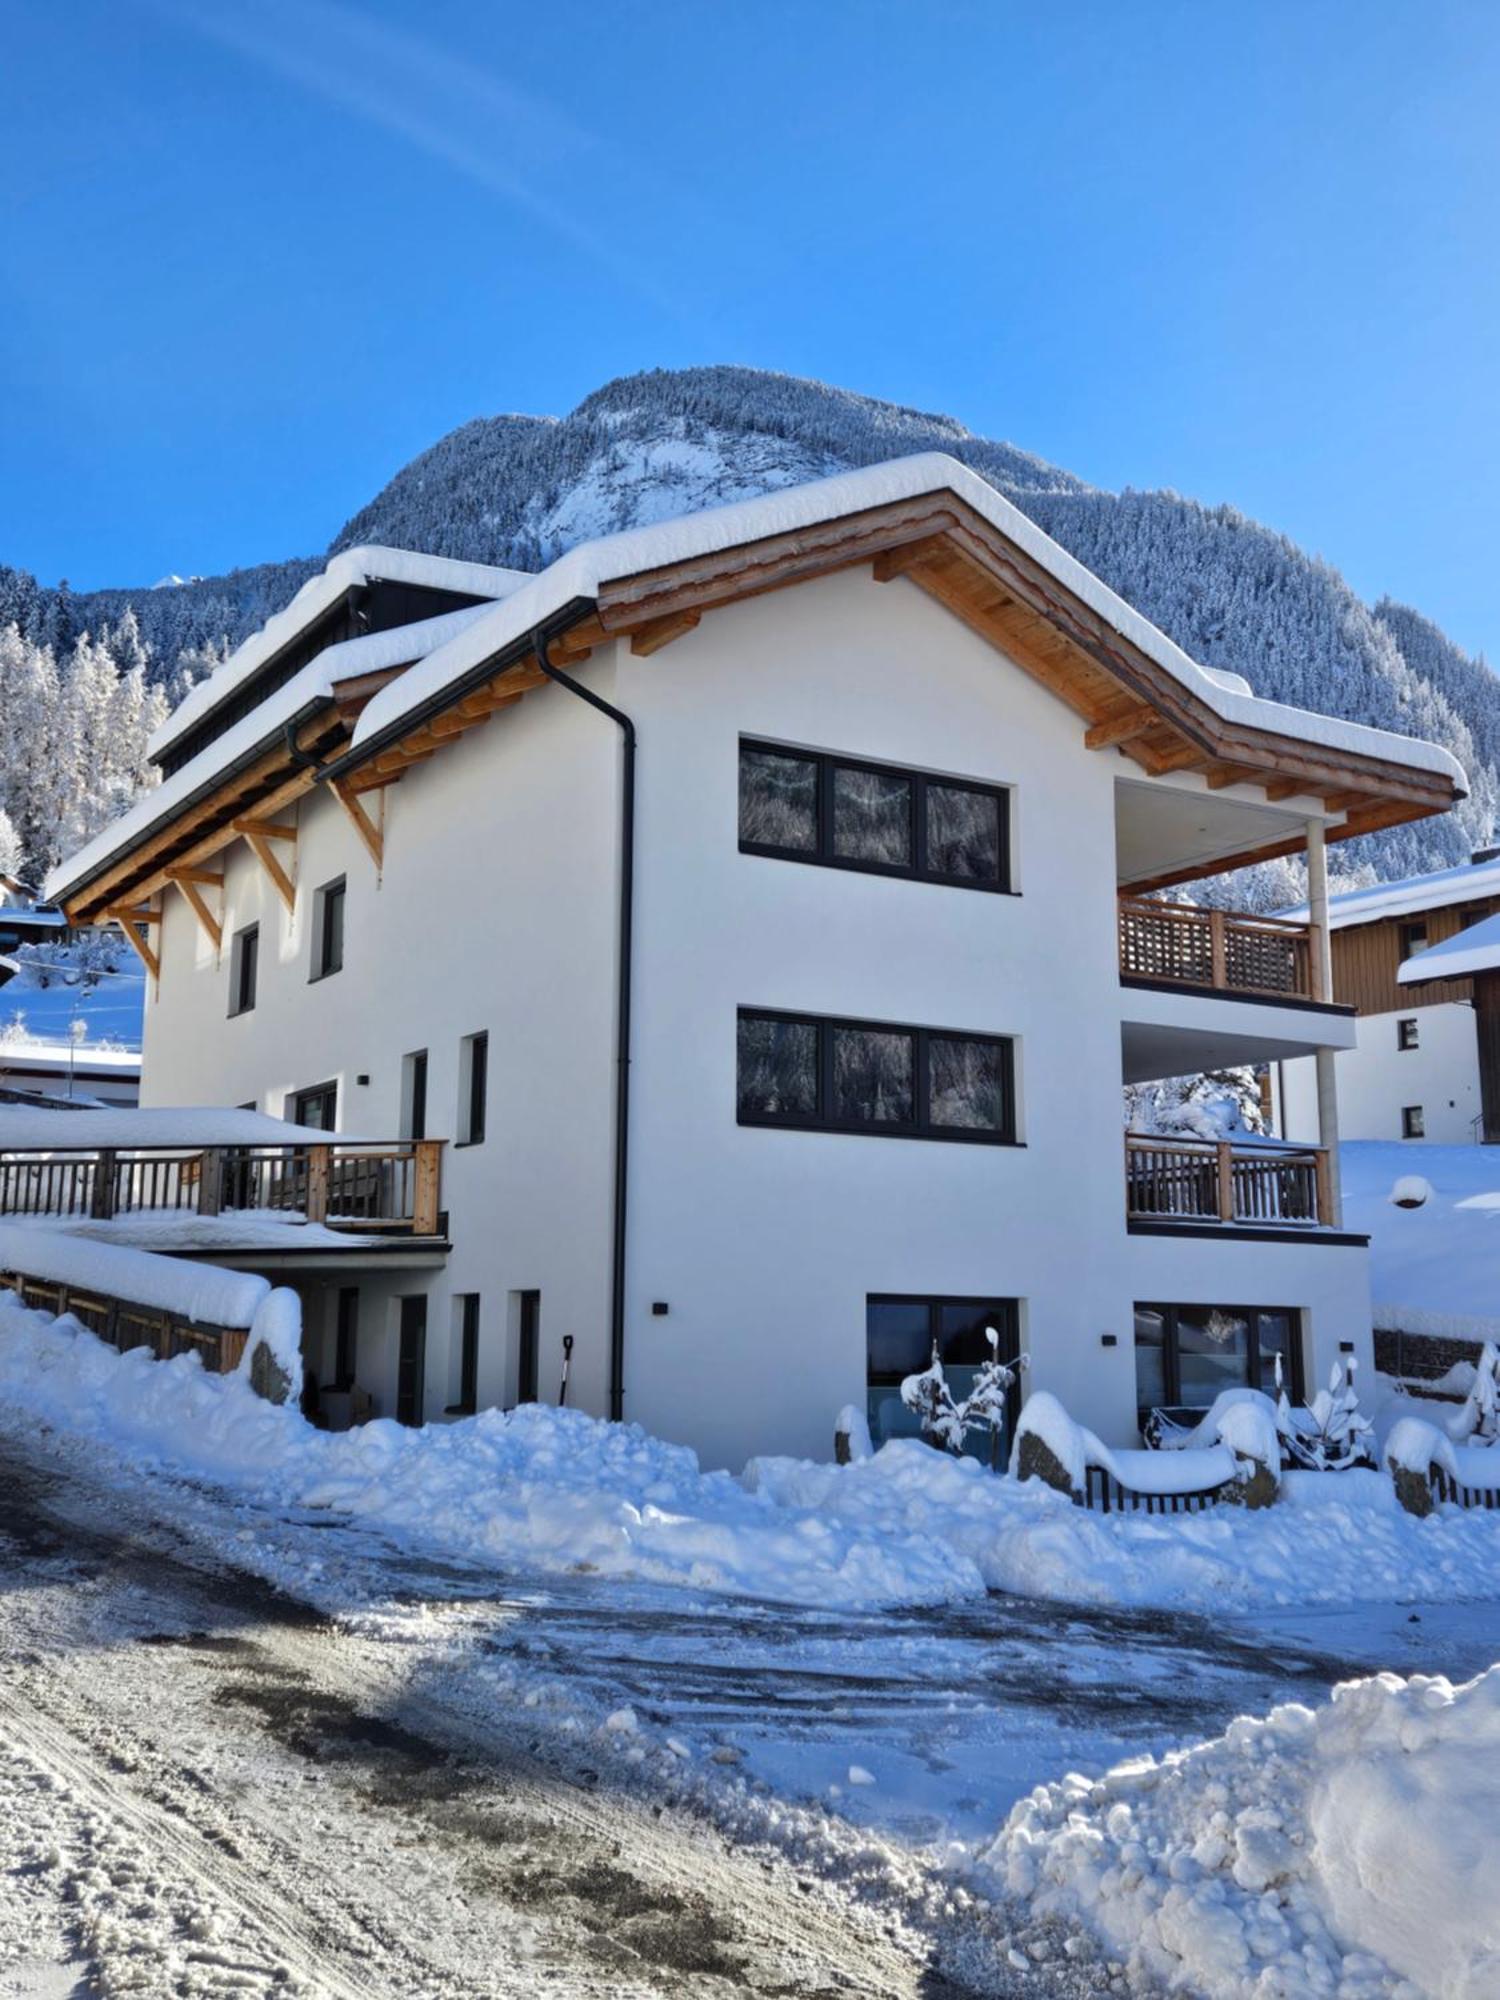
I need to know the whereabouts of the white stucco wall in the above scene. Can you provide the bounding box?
[141,675,621,1425]
[1279,1003,1480,1145]
[139,562,1370,1467]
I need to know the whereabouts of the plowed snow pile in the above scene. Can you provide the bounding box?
[6,1296,1500,1615]
[984,1666,1500,1998]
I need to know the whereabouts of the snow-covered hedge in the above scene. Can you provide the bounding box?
[1011,1388,1264,1502]
[0,1222,268,1326]
[982,1665,1500,1999]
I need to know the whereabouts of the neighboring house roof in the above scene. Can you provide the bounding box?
[0,1105,362,1149]
[48,453,1468,918]
[1281,854,1500,931]
[149,546,532,762]
[0,1043,142,1078]
[1398,909,1500,986]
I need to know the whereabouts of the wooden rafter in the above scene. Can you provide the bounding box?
[106,906,160,981]
[1084,704,1159,751]
[331,778,384,870]
[166,869,223,952]
[629,609,700,657]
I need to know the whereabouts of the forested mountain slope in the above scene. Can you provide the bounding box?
[2,366,1493,883]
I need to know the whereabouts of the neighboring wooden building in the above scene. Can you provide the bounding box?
[1278,853,1500,1145]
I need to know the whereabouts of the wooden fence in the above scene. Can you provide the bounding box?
[1125,1134,1329,1227]
[1118,897,1318,1000]
[1081,1464,1227,1514]
[1,1270,249,1373]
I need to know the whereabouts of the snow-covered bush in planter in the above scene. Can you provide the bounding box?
[1275,1354,1375,1471]
[898,1332,1027,1465]
[1446,1340,1500,1446]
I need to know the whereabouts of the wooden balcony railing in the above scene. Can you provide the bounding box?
[1119,896,1319,1001]
[0,1140,445,1236]
[1125,1133,1331,1228]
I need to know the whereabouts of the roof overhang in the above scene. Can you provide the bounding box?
[54,465,1467,923]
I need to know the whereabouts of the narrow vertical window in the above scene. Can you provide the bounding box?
[229,924,258,1015]
[396,1295,427,1427]
[313,877,345,979]
[1397,1018,1419,1052]
[516,1289,540,1405]
[334,1285,359,1390]
[1402,1105,1425,1139]
[402,1049,429,1141]
[460,1031,488,1145]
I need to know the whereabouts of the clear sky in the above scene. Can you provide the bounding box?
[3,0,1497,661]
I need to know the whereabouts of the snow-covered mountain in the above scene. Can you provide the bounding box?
[3,366,1495,882]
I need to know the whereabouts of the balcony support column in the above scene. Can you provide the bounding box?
[1306,818,1342,1225]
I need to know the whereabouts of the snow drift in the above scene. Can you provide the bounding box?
[984,1666,1500,1999]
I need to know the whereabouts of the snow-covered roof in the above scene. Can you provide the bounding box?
[149,545,531,761]
[348,453,1469,791]
[0,1044,142,1075]
[49,456,1469,911]
[1281,854,1500,931]
[1398,909,1500,985]
[0,1106,369,1149]
[48,602,497,907]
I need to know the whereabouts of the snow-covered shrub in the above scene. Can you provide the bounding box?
[898,1334,1026,1464]
[1446,1339,1500,1445]
[900,1345,966,1452]
[1390,1173,1433,1210]
[1276,1354,1375,1471]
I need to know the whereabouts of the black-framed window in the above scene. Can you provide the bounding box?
[1402,1104,1425,1139]
[312,877,345,980]
[867,1296,1021,1457]
[448,1293,479,1416]
[516,1289,540,1405]
[402,1049,428,1142]
[1134,1302,1303,1426]
[460,1031,488,1146]
[1399,920,1429,960]
[738,740,1011,892]
[737,1008,1015,1143]
[1397,1018,1419,1052]
[291,1079,337,1131]
[229,923,258,1016]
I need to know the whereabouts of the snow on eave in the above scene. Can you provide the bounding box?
[0,1045,142,1073]
[1280,854,1500,931]
[1398,909,1500,985]
[348,452,1470,796]
[51,601,527,908]
[149,545,532,761]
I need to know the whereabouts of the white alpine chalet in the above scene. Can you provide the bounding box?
[45,456,1467,1467]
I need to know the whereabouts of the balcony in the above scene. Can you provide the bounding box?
[1125,1133,1332,1230]
[1119,896,1319,1002]
[0,1139,445,1238]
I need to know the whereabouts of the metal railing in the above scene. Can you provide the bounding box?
[0,1140,444,1236]
[1119,896,1318,1000]
[1125,1133,1330,1228]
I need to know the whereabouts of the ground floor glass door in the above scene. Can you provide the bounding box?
[866,1295,1020,1460]
[396,1296,427,1427]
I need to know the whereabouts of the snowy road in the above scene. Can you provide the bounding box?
[5,1423,1500,1998]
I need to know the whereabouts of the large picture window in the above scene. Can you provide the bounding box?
[867,1296,1021,1457]
[737,1009,1016,1143]
[1134,1302,1303,1426]
[739,740,1010,891]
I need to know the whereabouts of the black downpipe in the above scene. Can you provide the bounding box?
[532,616,636,1423]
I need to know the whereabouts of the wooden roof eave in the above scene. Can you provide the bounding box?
[63,710,348,926]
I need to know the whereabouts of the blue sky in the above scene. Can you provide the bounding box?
[2,0,1497,661]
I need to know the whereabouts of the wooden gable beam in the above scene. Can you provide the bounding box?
[629,609,701,657]
[331,778,384,871]
[231,817,298,842]
[165,870,223,952]
[245,834,296,914]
